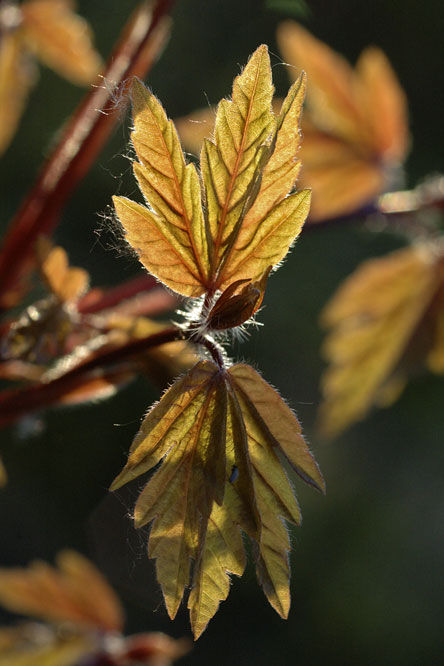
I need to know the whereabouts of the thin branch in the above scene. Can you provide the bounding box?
[0,0,176,312]
[303,175,444,233]
[0,325,183,426]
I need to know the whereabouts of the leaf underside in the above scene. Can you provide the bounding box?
[112,361,324,638]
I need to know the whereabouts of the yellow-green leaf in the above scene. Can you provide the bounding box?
[318,243,444,437]
[112,360,323,638]
[201,45,274,275]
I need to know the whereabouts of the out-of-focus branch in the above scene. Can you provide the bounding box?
[304,175,444,233]
[77,274,178,317]
[0,325,182,426]
[0,0,175,312]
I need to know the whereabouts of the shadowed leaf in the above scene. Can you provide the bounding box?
[112,360,323,638]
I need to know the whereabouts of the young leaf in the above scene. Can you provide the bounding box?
[277,21,408,221]
[318,242,444,437]
[0,550,124,632]
[111,360,324,638]
[36,238,89,303]
[114,45,310,299]
[175,25,409,222]
[21,0,102,85]
[0,0,102,154]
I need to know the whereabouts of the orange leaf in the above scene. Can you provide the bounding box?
[21,0,102,85]
[0,550,124,632]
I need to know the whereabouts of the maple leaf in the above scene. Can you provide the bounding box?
[318,242,444,437]
[111,360,324,638]
[113,45,310,301]
[277,21,409,221]
[0,0,102,154]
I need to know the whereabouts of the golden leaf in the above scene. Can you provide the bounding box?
[0,0,101,154]
[175,26,408,222]
[36,238,89,303]
[318,243,444,437]
[114,45,309,298]
[0,550,124,632]
[0,31,35,155]
[111,360,324,638]
[277,21,409,221]
[21,0,102,85]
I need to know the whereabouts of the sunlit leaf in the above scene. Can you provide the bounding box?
[0,31,36,155]
[0,0,101,154]
[318,243,444,437]
[21,0,102,85]
[36,238,89,303]
[114,45,309,298]
[277,21,409,220]
[112,360,324,638]
[0,550,124,632]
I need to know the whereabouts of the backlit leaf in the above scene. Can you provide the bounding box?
[21,0,102,85]
[0,0,101,154]
[114,45,309,299]
[318,243,444,437]
[0,550,124,632]
[0,32,35,155]
[277,21,408,220]
[36,238,89,303]
[112,360,324,638]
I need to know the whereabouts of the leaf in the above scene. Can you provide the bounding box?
[36,238,89,303]
[114,45,310,298]
[114,78,209,297]
[21,0,102,85]
[276,21,409,221]
[206,266,270,330]
[0,550,124,632]
[0,627,93,666]
[0,1,101,154]
[111,360,324,638]
[0,32,36,155]
[318,243,444,437]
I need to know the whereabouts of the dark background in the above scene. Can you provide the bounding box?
[1,1,444,664]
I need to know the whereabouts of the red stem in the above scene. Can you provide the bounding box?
[0,326,182,426]
[0,0,176,312]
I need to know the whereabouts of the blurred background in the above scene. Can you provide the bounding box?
[1,1,443,664]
